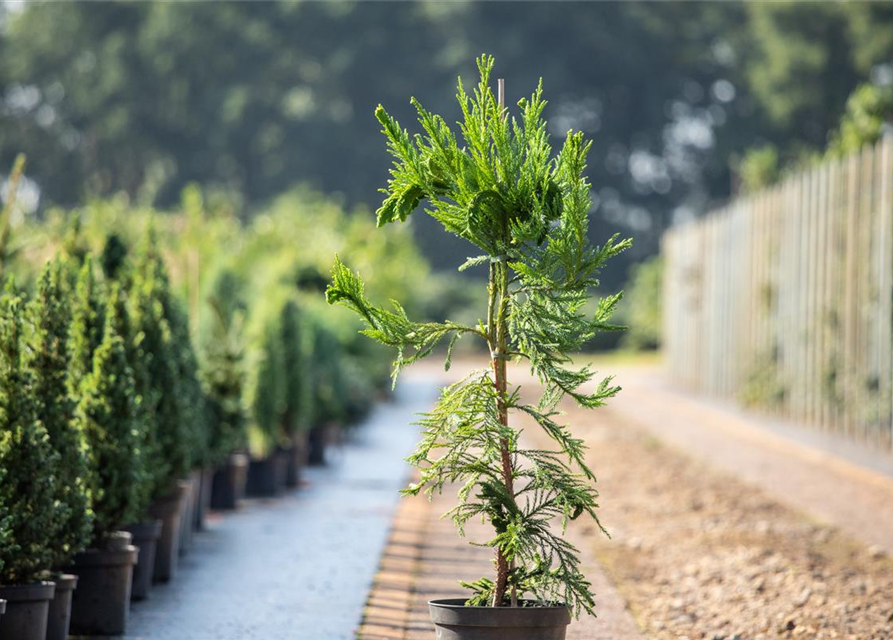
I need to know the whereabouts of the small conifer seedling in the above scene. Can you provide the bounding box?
[327,56,630,614]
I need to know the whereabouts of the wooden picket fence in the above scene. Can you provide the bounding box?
[662,135,893,451]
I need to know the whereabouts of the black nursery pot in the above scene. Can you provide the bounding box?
[0,582,56,640]
[179,470,201,556]
[246,454,279,497]
[428,599,571,640]
[45,573,77,640]
[67,532,139,636]
[148,480,189,583]
[274,447,290,492]
[211,453,248,510]
[307,424,327,466]
[285,433,307,488]
[194,465,215,531]
[123,520,162,600]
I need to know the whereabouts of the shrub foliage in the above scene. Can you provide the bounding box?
[25,261,93,566]
[0,283,61,583]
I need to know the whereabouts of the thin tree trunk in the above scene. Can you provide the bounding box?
[489,258,517,607]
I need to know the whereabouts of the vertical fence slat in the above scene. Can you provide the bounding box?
[661,135,893,453]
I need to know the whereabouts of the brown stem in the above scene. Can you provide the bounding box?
[491,77,517,608]
[489,258,517,608]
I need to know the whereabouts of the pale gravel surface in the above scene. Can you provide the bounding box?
[578,401,893,640]
[122,381,436,640]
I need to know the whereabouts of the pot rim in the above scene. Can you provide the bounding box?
[124,519,163,539]
[428,598,571,628]
[0,580,56,602]
[69,545,139,568]
[48,573,78,590]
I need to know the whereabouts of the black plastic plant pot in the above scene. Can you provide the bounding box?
[274,447,290,492]
[307,424,327,466]
[178,470,201,556]
[148,480,189,583]
[67,532,139,636]
[428,599,571,640]
[246,454,279,497]
[0,582,55,640]
[194,465,215,531]
[45,573,77,640]
[285,433,307,487]
[123,520,162,600]
[211,453,248,510]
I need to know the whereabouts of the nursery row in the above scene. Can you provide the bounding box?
[0,186,431,639]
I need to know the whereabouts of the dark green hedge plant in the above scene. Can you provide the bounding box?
[25,261,93,567]
[76,283,145,543]
[201,268,248,464]
[328,56,629,614]
[131,241,190,497]
[0,282,61,583]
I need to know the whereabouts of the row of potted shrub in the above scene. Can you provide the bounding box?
[0,228,366,639]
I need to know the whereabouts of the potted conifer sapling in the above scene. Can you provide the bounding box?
[204,269,251,510]
[0,285,61,640]
[24,261,94,640]
[101,254,165,601]
[66,275,142,636]
[327,56,629,638]
[131,243,191,583]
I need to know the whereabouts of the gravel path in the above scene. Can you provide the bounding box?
[606,366,893,557]
[576,365,893,640]
[123,380,436,640]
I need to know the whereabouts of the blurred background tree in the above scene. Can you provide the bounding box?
[2,1,893,301]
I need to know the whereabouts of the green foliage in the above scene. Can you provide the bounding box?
[328,57,629,615]
[0,154,26,274]
[76,283,144,543]
[24,261,93,567]
[106,271,155,518]
[68,256,105,389]
[618,256,662,351]
[827,83,893,157]
[200,268,248,464]
[131,240,189,497]
[738,145,780,194]
[0,283,61,584]
[100,232,129,280]
[277,299,312,435]
[171,305,210,469]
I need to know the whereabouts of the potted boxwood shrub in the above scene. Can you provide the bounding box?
[0,283,61,640]
[130,243,191,583]
[67,276,142,636]
[276,297,312,487]
[245,311,287,497]
[203,269,250,510]
[23,261,94,640]
[327,55,630,638]
[103,261,164,601]
[306,323,347,466]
